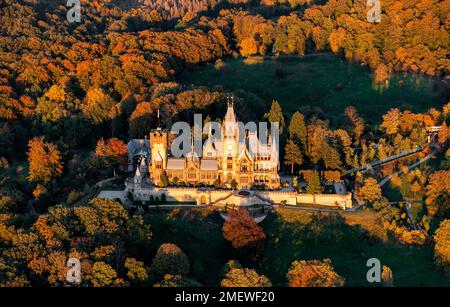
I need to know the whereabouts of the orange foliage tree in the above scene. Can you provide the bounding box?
[95,138,127,168]
[239,37,259,57]
[426,171,450,218]
[287,259,345,287]
[222,208,266,259]
[27,137,63,184]
[434,219,450,277]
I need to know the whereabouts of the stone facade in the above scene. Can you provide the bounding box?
[122,186,353,210]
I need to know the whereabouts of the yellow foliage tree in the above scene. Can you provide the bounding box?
[221,268,271,287]
[357,177,381,203]
[239,37,258,57]
[434,219,450,276]
[27,137,63,184]
[426,170,450,217]
[44,85,66,101]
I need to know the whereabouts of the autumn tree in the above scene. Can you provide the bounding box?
[265,100,285,133]
[274,15,309,56]
[380,108,401,135]
[153,274,202,287]
[222,208,266,259]
[342,106,364,144]
[287,259,344,287]
[374,64,390,84]
[434,219,450,276]
[73,198,128,236]
[95,137,127,168]
[289,111,307,152]
[240,37,258,57]
[425,171,450,218]
[372,197,402,225]
[438,121,449,145]
[329,27,346,54]
[306,171,322,194]
[124,258,149,286]
[221,268,271,287]
[443,103,450,121]
[334,129,354,167]
[91,261,120,287]
[307,122,343,170]
[27,137,63,184]
[382,266,394,287]
[150,243,190,278]
[284,140,303,174]
[82,87,115,125]
[28,251,68,285]
[357,177,381,204]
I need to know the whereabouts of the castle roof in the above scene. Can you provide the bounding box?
[167,158,185,170]
[200,159,218,171]
[127,139,150,160]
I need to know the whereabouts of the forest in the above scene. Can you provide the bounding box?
[0,0,449,287]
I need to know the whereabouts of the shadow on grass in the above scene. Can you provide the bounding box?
[142,207,450,287]
[259,211,450,287]
[144,207,235,286]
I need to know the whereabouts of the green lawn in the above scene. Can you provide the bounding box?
[260,209,450,287]
[144,207,235,286]
[180,54,444,126]
[145,207,450,287]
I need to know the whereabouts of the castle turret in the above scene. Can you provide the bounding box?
[149,127,168,183]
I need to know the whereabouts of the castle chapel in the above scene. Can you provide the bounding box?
[127,103,280,189]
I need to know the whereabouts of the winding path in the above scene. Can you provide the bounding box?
[378,153,434,187]
[344,145,428,175]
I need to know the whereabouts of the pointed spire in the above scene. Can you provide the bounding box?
[135,164,141,178]
[139,156,147,173]
[156,109,161,127]
[187,133,199,160]
[224,96,236,123]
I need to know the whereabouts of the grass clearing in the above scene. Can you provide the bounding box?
[181,54,445,126]
[145,207,450,286]
[260,208,450,287]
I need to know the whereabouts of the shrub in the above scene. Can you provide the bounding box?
[150,243,190,277]
[221,268,271,287]
[286,259,345,287]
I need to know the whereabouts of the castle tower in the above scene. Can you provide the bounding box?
[149,127,168,183]
[222,99,239,183]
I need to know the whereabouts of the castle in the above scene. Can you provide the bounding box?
[126,102,281,189]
